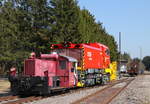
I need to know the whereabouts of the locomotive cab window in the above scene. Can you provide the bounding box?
[71,62,76,72]
[105,49,110,56]
[59,60,67,69]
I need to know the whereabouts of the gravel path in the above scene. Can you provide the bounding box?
[0,79,10,93]
[0,79,11,97]
[110,75,150,104]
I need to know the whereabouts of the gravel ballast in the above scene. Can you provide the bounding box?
[110,75,150,104]
[31,86,106,104]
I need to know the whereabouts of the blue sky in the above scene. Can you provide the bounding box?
[78,0,150,59]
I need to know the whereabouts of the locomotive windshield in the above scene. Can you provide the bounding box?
[105,49,110,56]
[59,60,67,69]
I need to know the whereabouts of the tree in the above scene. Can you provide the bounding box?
[121,52,131,61]
[17,0,52,53]
[0,1,22,73]
[142,56,150,71]
[49,0,82,43]
[0,0,119,74]
[133,58,141,63]
[78,9,96,43]
[0,0,52,73]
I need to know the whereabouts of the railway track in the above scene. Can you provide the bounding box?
[0,78,131,104]
[143,73,150,75]
[0,95,43,104]
[72,78,135,104]
[0,95,18,102]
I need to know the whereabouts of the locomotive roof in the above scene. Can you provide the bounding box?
[51,42,109,50]
[60,55,78,62]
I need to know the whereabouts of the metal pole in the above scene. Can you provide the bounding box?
[119,32,121,57]
[119,32,121,78]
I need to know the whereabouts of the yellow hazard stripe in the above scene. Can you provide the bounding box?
[77,67,82,70]
[82,46,85,70]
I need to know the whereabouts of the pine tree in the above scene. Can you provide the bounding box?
[18,0,52,53]
[50,0,82,43]
[78,9,95,43]
[0,0,52,72]
[0,1,22,72]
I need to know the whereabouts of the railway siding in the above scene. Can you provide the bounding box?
[72,78,134,104]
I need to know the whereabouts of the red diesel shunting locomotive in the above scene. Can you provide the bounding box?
[51,42,110,70]
[9,42,110,95]
[51,42,110,86]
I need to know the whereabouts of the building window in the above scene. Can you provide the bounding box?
[59,60,67,69]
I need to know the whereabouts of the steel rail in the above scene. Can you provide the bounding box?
[72,78,135,104]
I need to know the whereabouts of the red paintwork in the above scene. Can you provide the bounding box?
[24,53,77,88]
[82,43,110,69]
[83,44,103,69]
[51,42,110,70]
